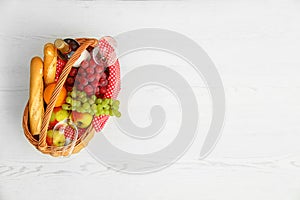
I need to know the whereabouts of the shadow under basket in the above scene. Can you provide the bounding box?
[22,38,120,157]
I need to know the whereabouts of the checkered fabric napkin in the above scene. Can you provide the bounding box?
[63,37,120,140]
[64,126,87,141]
[92,38,121,132]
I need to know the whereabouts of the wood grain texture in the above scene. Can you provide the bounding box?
[1,0,300,199]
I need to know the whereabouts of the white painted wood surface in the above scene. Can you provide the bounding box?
[1,0,300,199]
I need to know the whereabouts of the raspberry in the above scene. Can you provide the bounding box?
[100,87,107,94]
[55,58,66,81]
[99,78,108,87]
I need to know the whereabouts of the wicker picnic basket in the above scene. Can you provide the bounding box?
[22,38,120,157]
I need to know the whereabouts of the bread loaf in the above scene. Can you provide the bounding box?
[43,43,57,85]
[29,57,44,135]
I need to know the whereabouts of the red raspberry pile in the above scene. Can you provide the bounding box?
[55,58,67,82]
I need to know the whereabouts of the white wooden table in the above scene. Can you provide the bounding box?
[1,0,300,199]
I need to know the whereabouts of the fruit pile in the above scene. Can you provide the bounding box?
[64,59,109,97]
[27,37,120,148]
[62,89,121,117]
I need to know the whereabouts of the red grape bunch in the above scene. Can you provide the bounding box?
[65,59,109,98]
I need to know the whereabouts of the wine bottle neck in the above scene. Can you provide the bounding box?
[54,39,71,54]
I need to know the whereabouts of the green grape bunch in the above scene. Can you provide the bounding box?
[62,88,121,117]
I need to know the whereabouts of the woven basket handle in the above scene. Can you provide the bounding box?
[38,38,99,151]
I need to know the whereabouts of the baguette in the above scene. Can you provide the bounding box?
[29,57,44,135]
[43,43,57,85]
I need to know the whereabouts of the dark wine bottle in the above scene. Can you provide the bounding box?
[54,38,79,61]
[54,38,90,67]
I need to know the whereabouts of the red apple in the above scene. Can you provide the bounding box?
[46,130,54,146]
[47,129,66,147]
[48,107,69,129]
[71,111,93,128]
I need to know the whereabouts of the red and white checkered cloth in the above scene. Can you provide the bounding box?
[64,126,87,140]
[64,37,120,141]
[92,38,120,132]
